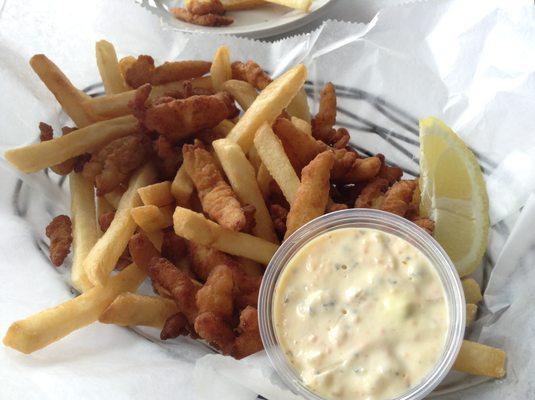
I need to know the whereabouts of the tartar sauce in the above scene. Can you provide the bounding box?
[273,228,448,400]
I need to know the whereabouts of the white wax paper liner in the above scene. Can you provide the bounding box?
[0,0,534,398]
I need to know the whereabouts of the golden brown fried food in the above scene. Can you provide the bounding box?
[161,230,187,264]
[196,264,234,318]
[231,61,272,90]
[241,203,257,234]
[380,180,417,217]
[272,117,318,174]
[327,147,357,180]
[98,211,115,233]
[187,240,236,281]
[269,204,288,238]
[311,82,350,148]
[171,8,234,27]
[38,123,79,175]
[194,312,235,354]
[82,134,152,196]
[124,55,211,89]
[186,242,260,308]
[232,306,263,359]
[153,135,181,180]
[131,86,238,142]
[196,128,226,144]
[128,232,161,272]
[148,257,199,322]
[339,156,382,184]
[45,215,72,266]
[376,154,403,184]
[405,181,421,220]
[412,218,435,235]
[183,141,249,231]
[160,312,192,340]
[285,151,334,239]
[326,198,348,212]
[39,122,53,141]
[186,0,225,15]
[355,178,389,209]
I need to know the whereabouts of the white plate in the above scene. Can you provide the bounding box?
[139,0,336,39]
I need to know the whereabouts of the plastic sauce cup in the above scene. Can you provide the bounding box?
[258,209,465,400]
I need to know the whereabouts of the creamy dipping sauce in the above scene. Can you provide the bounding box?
[273,228,449,400]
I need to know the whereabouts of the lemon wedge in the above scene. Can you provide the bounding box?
[419,117,489,276]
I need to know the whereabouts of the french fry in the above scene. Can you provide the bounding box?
[141,229,164,251]
[29,54,94,127]
[287,87,311,123]
[138,181,174,207]
[284,151,333,239]
[291,116,312,135]
[462,278,483,304]
[221,0,265,10]
[227,64,307,151]
[2,263,145,354]
[264,0,311,11]
[5,115,138,173]
[171,164,194,206]
[222,79,258,111]
[213,119,235,137]
[118,56,136,81]
[98,293,177,328]
[96,40,129,95]
[254,122,300,204]
[69,173,98,293]
[257,163,273,199]
[213,138,278,243]
[466,303,477,326]
[210,46,232,92]
[173,207,278,264]
[453,340,506,378]
[85,77,212,119]
[131,205,174,232]
[104,189,123,209]
[84,164,156,286]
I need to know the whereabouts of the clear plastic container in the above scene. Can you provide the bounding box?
[258,209,466,400]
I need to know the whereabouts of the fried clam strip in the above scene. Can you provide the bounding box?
[130,84,238,143]
[183,140,250,231]
[45,215,73,267]
[124,54,211,89]
[3,263,145,354]
[380,180,417,217]
[311,82,349,149]
[196,264,235,319]
[174,207,278,264]
[187,241,261,308]
[355,178,390,209]
[82,133,152,196]
[99,293,178,329]
[85,77,213,120]
[231,61,272,90]
[195,312,235,354]
[171,7,234,27]
[38,124,82,175]
[284,151,334,239]
[232,305,263,359]
[84,164,156,286]
[186,0,225,14]
[148,257,199,323]
[5,115,139,174]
